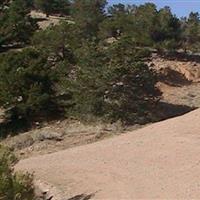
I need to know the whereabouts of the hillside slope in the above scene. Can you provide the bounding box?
[16,109,200,199]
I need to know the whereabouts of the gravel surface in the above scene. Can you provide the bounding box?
[16,109,200,199]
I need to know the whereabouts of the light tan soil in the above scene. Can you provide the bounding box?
[16,109,200,199]
[151,54,200,83]
[2,120,128,159]
[3,53,200,199]
[4,55,200,160]
[158,82,200,108]
[30,11,73,30]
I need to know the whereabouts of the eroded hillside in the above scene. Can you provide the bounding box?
[153,53,200,108]
[2,54,200,160]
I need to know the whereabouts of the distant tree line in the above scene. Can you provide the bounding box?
[0,0,200,135]
[1,0,200,52]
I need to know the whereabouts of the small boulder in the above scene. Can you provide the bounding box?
[36,131,64,141]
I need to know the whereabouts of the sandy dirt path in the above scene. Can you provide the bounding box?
[16,109,200,199]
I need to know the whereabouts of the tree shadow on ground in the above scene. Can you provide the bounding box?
[35,18,48,22]
[158,68,192,87]
[159,51,200,63]
[0,119,29,138]
[153,101,197,122]
[0,109,65,139]
[67,193,95,200]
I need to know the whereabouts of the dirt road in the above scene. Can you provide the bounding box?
[16,109,200,199]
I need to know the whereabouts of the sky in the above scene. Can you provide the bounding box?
[108,0,200,18]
